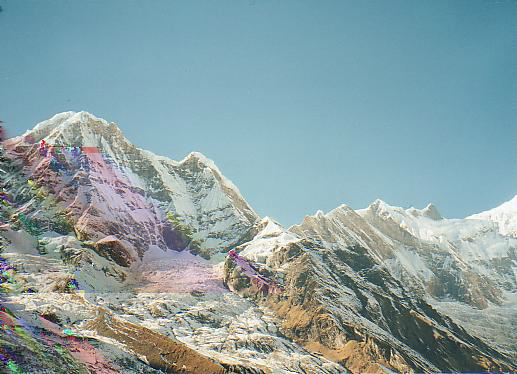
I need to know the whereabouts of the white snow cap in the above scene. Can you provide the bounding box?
[407,203,442,220]
[22,111,113,145]
[467,195,517,236]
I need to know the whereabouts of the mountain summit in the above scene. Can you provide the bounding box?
[8,111,258,258]
[467,195,517,236]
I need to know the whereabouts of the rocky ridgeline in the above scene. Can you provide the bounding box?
[223,218,515,373]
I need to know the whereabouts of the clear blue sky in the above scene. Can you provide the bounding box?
[1,0,516,226]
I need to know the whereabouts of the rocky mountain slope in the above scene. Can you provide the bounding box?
[0,111,515,373]
[224,214,516,373]
[289,200,516,353]
[290,200,516,308]
[0,112,342,373]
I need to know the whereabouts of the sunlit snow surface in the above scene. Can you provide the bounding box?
[13,110,259,254]
[133,245,228,294]
[430,291,517,355]
[468,195,517,236]
[3,112,514,372]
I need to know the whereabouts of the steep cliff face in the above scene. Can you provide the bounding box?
[224,217,516,373]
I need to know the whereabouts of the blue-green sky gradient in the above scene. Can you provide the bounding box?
[1,0,516,226]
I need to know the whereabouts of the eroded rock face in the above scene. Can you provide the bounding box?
[224,219,516,373]
[93,236,134,268]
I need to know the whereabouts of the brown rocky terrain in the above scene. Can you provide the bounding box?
[84,308,268,374]
[224,231,516,373]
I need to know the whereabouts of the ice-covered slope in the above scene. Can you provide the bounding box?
[467,195,517,236]
[1,117,342,373]
[359,199,514,264]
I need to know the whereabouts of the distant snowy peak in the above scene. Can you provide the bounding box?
[289,203,394,260]
[409,203,442,220]
[467,195,517,236]
[23,111,116,146]
[179,151,258,223]
[19,111,132,165]
[296,203,357,226]
[22,112,256,214]
[290,198,515,312]
[254,216,285,238]
[22,111,79,138]
[356,199,401,221]
[357,199,442,221]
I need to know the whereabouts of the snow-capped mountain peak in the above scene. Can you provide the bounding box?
[7,112,259,256]
[359,199,442,222]
[1,112,515,373]
[406,203,442,220]
[22,111,114,145]
[361,198,398,217]
[467,195,517,236]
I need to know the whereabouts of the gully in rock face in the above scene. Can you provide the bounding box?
[229,250,284,294]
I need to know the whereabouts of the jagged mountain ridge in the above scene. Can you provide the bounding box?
[7,111,258,258]
[224,211,516,373]
[287,198,516,354]
[291,199,516,308]
[0,112,515,373]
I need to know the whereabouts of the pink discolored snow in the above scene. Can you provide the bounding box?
[67,336,121,374]
[38,316,120,373]
[135,249,228,294]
